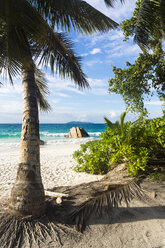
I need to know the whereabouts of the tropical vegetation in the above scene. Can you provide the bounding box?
[73,111,165,176]
[108,0,165,113]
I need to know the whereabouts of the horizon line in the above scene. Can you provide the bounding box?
[0,122,105,124]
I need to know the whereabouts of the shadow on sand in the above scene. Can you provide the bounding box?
[0,179,164,248]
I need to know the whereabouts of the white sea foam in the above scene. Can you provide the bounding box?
[88,132,101,136]
[40,132,68,137]
[40,131,101,137]
[0,131,101,151]
[46,136,99,145]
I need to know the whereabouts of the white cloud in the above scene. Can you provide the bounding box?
[86,59,103,67]
[0,87,12,94]
[52,99,60,105]
[0,74,22,95]
[81,52,89,57]
[40,108,106,123]
[0,85,22,95]
[0,100,22,114]
[40,110,120,123]
[47,76,109,97]
[81,48,102,57]
[53,92,70,98]
[104,99,122,103]
[108,111,119,118]
[90,48,102,55]
[88,78,107,87]
[46,75,86,95]
[90,88,108,95]
[145,101,164,106]
[77,28,140,64]
[86,78,110,96]
[108,31,124,41]
[106,42,141,58]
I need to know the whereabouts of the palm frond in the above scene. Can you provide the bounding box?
[120,111,127,135]
[0,23,21,84]
[160,0,165,37]
[34,68,51,112]
[104,0,125,7]
[115,120,120,127]
[70,180,143,232]
[0,0,53,67]
[104,116,121,129]
[0,57,21,85]
[134,0,161,50]
[37,30,89,89]
[0,2,88,89]
[104,116,114,128]
[30,0,118,33]
[0,0,46,38]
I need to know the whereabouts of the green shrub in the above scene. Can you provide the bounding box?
[73,113,165,176]
[73,140,111,174]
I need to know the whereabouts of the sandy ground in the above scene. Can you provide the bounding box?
[0,143,103,201]
[0,142,165,248]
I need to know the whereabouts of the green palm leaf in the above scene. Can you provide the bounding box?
[0,20,22,83]
[134,0,162,50]
[0,0,53,66]
[30,0,118,33]
[160,0,165,36]
[34,68,51,112]
[120,110,127,135]
[0,51,21,85]
[104,0,125,7]
[37,31,89,89]
[104,116,114,128]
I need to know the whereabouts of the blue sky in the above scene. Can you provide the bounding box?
[0,0,164,123]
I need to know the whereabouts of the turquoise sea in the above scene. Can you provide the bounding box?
[0,123,106,147]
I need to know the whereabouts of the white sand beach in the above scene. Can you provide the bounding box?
[0,142,103,201]
[0,142,165,248]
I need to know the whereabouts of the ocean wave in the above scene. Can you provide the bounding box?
[40,131,101,137]
[40,132,68,137]
[88,132,101,137]
[0,133,21,139]
[46,136,99,145]
[0,137,101,149]
[0,131,102,143]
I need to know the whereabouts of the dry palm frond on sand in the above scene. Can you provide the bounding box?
[70,179,143,232]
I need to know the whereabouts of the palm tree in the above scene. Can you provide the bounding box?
[133,0,165,49]
[0,0,120,217]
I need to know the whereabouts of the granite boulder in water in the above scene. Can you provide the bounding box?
[65,127,89,138]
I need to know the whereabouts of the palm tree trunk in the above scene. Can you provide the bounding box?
[8,66,45,216]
